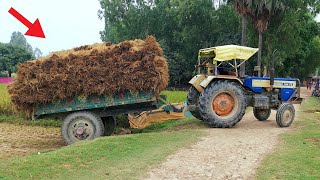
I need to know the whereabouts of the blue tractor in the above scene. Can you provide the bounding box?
[187,45,303,128]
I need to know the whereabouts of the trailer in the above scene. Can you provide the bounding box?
[34,91,172,144]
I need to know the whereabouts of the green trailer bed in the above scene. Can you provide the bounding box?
[34,91,169,145]
[35,91,157,116]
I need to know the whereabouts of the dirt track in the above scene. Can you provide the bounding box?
[0,124,64,159]
[144,89,309,180]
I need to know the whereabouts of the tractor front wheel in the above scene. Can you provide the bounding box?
[253,108,271,121]
[276,103,295,127]
[187,86,203,121]
[199,80,246,128]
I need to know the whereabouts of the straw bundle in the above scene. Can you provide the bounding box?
[8,36,169,113]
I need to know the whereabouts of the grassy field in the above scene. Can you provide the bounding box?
[161,90,187,103]
[0,84,14,115]
[257,97,320,179]
[0,129,204,179]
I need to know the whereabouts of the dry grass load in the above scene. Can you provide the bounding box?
[8,36,169,113]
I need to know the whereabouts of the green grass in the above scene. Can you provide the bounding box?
[0,114,61,127]
[0,84,15,115]
[0,129,205,180]
[161,90,187,103]
[256,97,320,180]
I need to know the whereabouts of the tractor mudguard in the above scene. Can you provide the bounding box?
[189,75,206,92]
[189,75,243,93]
[201,75,243,88]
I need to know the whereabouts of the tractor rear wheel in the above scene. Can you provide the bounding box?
[253,108,271,121]
[276,103,295,127]
[187,86,203,121]
[62,111,104,145]
[199,80,246,128]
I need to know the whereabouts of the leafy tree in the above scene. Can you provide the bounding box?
[99,0,320,84]
[0,43,33,77]
[9,31,33,54]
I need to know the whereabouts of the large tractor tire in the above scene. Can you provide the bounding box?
[62,111,105,145]
[199,80,246,128]
[187,86,203,121]
[276,103,295,127]
[102,116,116,136]
[253,108,271,121]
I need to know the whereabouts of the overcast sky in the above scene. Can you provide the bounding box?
[0,0,104,55]
[0,1,319,56]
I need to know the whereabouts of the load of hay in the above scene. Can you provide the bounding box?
[8,36,169,113]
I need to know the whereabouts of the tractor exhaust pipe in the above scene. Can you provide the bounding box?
[270,49,277,87]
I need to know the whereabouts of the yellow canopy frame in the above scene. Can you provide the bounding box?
[198,45,259,62]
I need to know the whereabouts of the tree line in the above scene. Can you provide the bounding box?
[0,32,42,77]
[99,0,320,85]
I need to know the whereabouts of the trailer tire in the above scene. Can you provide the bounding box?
[102,116,115,136]
[187,86,203,121]
[253,108,271,121]
[276,103,295,127]
[199,80,246,128]
[62,111,104,145]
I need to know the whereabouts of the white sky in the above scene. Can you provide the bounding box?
[0,0,104,55]
[0,1,319,56]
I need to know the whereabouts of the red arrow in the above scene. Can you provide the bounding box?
[8,7,45,38]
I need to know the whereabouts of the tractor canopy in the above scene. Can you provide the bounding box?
[198,45,259,62]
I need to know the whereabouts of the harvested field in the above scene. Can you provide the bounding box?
[8,36,169,114]
[0,123,64,159]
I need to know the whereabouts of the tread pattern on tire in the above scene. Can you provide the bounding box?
[253,108,271,121]
[62,111,105,145]
[199,80,246,128]
[187,86,203,120]
[276,103,295,127]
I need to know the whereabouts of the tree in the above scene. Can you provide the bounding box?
[234,0,252,75]
[9,31,33,54]
[251,0,284,76]
[0,43,33,77]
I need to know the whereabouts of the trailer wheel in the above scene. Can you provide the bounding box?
[199,80,246,128]
[62,111,104,145]
[102,116,115,136]
[187,86,203,121]
[276,103,295,127]
[253,108,271,121]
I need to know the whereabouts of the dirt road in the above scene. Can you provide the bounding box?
[145,107,302,180]
[145,88,310,180]
[0,123,64,159]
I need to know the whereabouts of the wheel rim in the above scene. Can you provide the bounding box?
[68,117,95,142]
[259,109,269,117]
[282,109,293,125]
[212,92,238,119]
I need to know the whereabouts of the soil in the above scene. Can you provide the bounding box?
[144,88,309,180]
[0,123,64,159]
